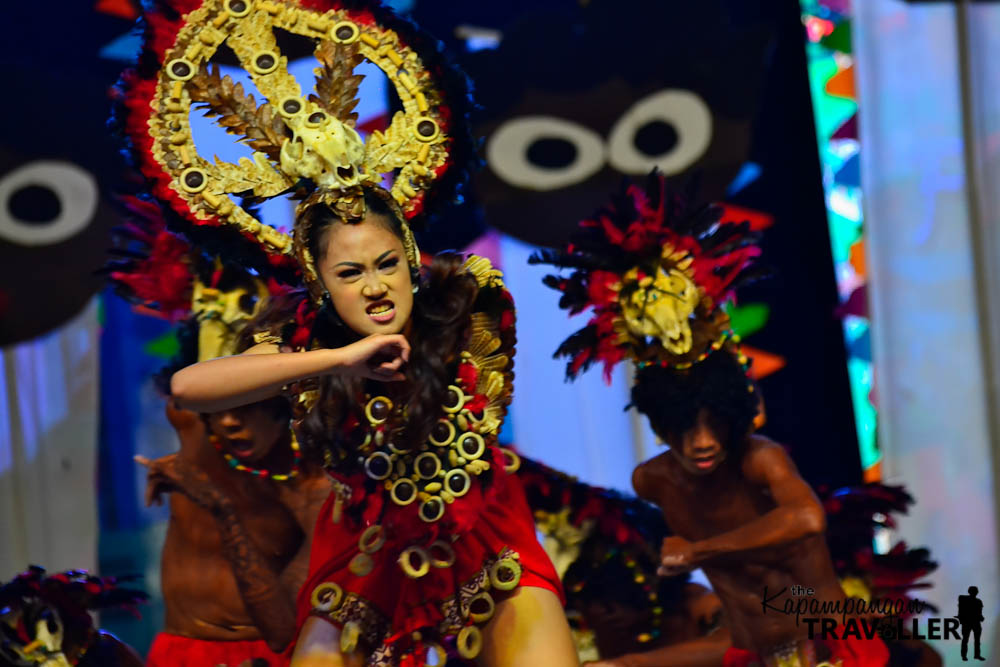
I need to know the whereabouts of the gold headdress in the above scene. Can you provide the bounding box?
[119,0,476,301]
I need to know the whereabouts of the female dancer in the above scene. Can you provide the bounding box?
[171,189,576,666]
[118,3,578,664]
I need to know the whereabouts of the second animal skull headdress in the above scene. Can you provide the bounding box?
[531,171,767,382]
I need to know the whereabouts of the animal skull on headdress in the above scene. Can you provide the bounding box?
[620,260,701,356]
[279,106,368,190]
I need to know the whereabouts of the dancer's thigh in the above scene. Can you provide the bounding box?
[289,617,366,667]
[479,586,579,667]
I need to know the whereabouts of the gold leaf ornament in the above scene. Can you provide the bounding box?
[311,40,364,125]
[187,63,290,163]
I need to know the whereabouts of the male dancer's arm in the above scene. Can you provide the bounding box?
[141,454,299,652]
[587,588,730,667]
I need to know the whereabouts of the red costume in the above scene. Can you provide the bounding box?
[297,461,563,664]
[290,260,564,665]
[147,633,288,667]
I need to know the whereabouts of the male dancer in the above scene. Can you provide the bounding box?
[535,172,888,665]
[629,354,881,665]
[140,393,330,667]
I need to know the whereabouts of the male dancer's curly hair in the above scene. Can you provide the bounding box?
[630,349,759,457]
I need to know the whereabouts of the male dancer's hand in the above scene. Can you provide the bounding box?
[658,536,696,576]
[135,453,228,514]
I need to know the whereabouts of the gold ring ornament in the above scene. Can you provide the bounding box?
[277,96,305,118]
[398,546,430,579]
[250,50,280,74]
[456,625,482,659]
[330,20,360,44]
[223,0,252,18]
[467,592,495,624]
[489,557,522,591]
[428,540,456,568]
[428,419,455,447]
[443,468,471,497]
[413,117,440,142]
[304,110,330,128]
[418,496,445,523]
[358,525,385,554]
[442,385,466,413]
[365,396,393,425]
[364,451,393,480]
[179,167,208,194]
[348,553,374,577]
[390,478,417,506]
[387,440,411,455]
[310,581,344,612]
[500,447,520,473]
[121,0,475,305]
[165,58,196,81]
[414,452,442,479]
[455,432,485,460]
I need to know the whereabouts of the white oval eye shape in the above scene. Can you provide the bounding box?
[486,116,606,191]
[0,161,98,246]
[608,89,712,176]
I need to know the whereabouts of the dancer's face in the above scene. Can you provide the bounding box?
[206,399,287,463]
[317,215,414,336]
[668,408,728,476]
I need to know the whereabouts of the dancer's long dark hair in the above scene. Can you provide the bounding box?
[242,192,479,464]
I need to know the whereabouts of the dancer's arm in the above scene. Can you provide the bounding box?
[137,453,299,652]
[171,334,410,412]
[690,441,825,561]
[658,441,825,573]
[214,498,299,652]
[585,585,728,667]
[586,629,730,667]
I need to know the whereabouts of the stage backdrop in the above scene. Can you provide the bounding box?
[0,1,138,579]
[0,301,99,577]
[414,0,863,490]
[857,0,1000,660]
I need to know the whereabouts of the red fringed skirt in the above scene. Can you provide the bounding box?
[147,632,287,667]
[293,458,563,666]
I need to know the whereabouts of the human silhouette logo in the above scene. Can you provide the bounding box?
[958,586,986,661]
